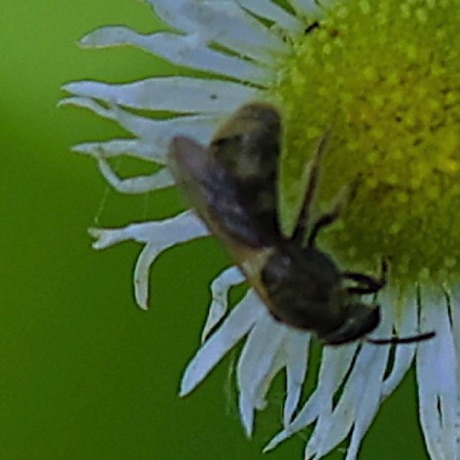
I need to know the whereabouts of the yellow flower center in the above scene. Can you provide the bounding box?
[274,0,460,284]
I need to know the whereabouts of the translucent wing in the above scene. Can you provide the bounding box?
[168,135,274,306]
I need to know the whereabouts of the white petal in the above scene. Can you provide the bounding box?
[417,288,459,460]
[235,0,304,34]
[70,113,219,162]
[97,160,173,194]
[308,308,393,460]
[345,353,391,459]
[381,288,418,398]
[145,0,289,63]
[202,266,246,342]
[303,347,362,459]
[72,139,160,163]
[89,210,206,247]
[237,314,288,436]
[449,285,460,460]
[312,346,389,459]
[132,242,162,310]
[265,344,358,452]
[63,96,176,148]
[81,27,272,86]
[59,96,113,118]
[180,290,264,396]
[63,77,260,115]
[235,316,310,437]
[89,211,209,308]
[288,0,321,15]
[450,284,460,390]
[283,331,310,426]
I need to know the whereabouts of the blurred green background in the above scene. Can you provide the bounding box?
[1,1,428,459]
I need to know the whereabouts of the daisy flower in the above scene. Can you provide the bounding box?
[62,0,460,459]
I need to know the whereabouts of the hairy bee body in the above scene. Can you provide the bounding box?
[260,241,382,344]
[168,102,433,345]
[170,103,281,249]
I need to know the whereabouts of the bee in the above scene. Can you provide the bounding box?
[168,103,435,345]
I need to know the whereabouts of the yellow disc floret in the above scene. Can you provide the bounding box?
[274,0,460,283]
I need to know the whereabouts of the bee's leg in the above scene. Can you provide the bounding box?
[343,273,385,295]
[343,259,388,295]
[292,129,331,244]
[304,20,320,35]
[306,171,363,247]
[307,208,340,246]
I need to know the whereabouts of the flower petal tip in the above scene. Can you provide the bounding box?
[78,32,95,48]
[88,227,121,250]
[178,379,195,398]
[242,419,254,439]
[137,302,149,311]
[239,395,255,438]
[263,430,290,453]
[88,227,103,246]
[134,289,150,311]
[180,361,206,397]
[56,98,70,108]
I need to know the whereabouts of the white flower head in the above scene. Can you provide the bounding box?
[62,1,460,459]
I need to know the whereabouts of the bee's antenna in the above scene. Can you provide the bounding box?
[366,330,436,345]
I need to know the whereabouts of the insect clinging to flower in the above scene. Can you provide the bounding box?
[168,102,435,346]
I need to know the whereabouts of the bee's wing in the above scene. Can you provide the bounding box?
[168,135,274,304]
[168,135,253,260]
[168,136,213,218]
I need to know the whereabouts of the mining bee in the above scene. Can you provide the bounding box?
[168,102,435,345]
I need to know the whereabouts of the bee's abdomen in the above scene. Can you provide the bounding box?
[261,245,345,334]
